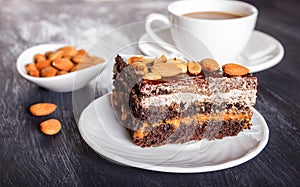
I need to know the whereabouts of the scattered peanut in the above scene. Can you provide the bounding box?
[128,56,144,64]
[188,62,202,75]
[154,54,167,64]
[151,63,182,77]
[131,62,148,74]
[199,58,219,72]
[144,73,162,80]
[175,63,188,73]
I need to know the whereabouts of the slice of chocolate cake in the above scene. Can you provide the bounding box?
[112,55,258,147]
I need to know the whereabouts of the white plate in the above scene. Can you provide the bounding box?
[78,93,269,173]
[138,28,284,73]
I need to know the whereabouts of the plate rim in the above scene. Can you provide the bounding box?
[138,28,284,73]
[78,93,269,173]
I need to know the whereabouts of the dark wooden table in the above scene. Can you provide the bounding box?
[1,0,299,186]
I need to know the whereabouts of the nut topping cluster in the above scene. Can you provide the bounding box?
[127,55,249,80]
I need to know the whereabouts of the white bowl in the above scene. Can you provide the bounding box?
[16,44,106,92]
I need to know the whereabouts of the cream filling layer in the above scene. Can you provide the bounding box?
[141,89,257,108]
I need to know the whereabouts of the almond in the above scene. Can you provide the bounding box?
[175,63,187,73]
[71,55,84,64]
[41,66,58,77]
[151,63,182,77]
[144,73,162,80]
[62,55,72,60]
[29,103,57,116]
[222,63,249,76]
[57,71,68,75]
[188,62,202,75]
[48,50,63,61]
[128,56,144,64]
[154,54,167,64]
[28,70,40,77]
[44,51,52,59]
[40,119,61,135]
[35,60,51,70]
[25,63,38,73]
[77,49,88,56]
[34,54,46,63]
[199,58,219,72]
[26,64,40,77]
[58,46,77,57]
[131,62,148,74]
[52,58,74,71]
[70,64,78,72]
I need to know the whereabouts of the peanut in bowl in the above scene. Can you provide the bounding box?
[16,44,105,92]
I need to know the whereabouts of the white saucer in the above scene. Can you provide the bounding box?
[138,28,284,73]
[78,93,269,173]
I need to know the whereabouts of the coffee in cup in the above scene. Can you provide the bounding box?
[145,0,258,64]
[182,11,243,20]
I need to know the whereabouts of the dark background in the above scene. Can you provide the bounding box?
[0,0,299,186]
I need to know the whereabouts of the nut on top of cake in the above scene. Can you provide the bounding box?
[112,54,257,147]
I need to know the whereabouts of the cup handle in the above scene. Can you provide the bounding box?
[145,13,171,45]
[145,13,188,58]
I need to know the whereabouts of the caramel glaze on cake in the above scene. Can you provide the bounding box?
[112,55,258,147]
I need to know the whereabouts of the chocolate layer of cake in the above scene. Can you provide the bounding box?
[112,55,258,147]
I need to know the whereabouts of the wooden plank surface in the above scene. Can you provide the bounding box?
[0,0,299,186]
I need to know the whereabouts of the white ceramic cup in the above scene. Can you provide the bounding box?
[145,0,258,64]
